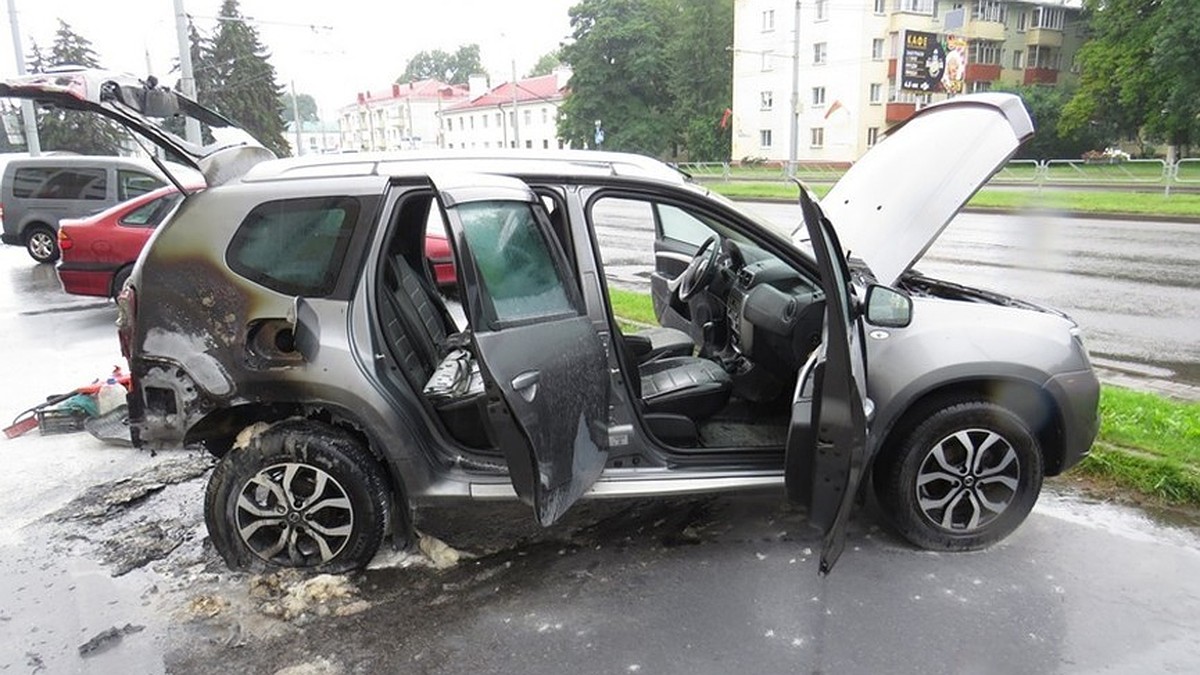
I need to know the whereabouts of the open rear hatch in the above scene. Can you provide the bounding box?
[0,68,274,187]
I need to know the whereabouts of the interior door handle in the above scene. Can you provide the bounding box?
[511,370,540,402]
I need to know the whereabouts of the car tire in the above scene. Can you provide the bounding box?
[204,419,391,572]
[25,225,59,264]
[110,265,132,300]
[874,400,1043,551]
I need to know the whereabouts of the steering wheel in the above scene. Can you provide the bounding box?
[674,235,721,302]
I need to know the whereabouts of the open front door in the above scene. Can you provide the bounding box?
[785,188,869,575]
[432,173,609,526]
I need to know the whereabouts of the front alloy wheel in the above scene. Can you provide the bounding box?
[875,400,1043,551]
[205,420,391,572]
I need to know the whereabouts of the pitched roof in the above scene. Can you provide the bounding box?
[351,79,469,106]
[444,73,567,113]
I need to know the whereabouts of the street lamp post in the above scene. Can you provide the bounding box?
[788,0,801,178]
[6,0,40,155]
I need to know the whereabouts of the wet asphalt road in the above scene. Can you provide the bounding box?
[602,203,1200,388]
[1,235,1199,674]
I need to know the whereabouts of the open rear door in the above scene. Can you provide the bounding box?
[785,187,869,575]
[431,173,609,526]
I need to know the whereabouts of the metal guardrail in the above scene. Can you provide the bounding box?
[682,157,1199,196]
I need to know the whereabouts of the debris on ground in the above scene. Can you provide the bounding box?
[273,657,346,675]
[77,623,145,657]
[101,519,190,576]
[49,455,215,523]
[186,594,230,619]
[419,531,464,569]
[233,421,274,450]
[4,367,131,439]
[250,570,370,622]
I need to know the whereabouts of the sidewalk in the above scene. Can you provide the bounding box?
[1092,358,1200,402]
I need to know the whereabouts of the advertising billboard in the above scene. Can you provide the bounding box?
[900,30,967,94]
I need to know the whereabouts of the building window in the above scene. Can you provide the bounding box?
[815,0,828,21]
[970,81,993,93]
[811,86,826,107]
[1012,50,1024,69]
[1032,6,1064,30]
[969,40,1002,65]
[524,110,532,125]
[869,83,883,103]
[543,139,549,149]
[1016,10,1027,32]
[762,9,775,31]
[760,90,774,110]
[872,38,885,61]
[470,116,475,130]
[761,50,775,71]
[894,0,935,15]
[874,0,886,14]
[542,108,549,124]
[888,32,900,58]
[810,127,824,148]
[496,112,502,126]
[813,42,827,65]
[972,1,1006,23]
[525,139,532,148]
[867,127,880,147]
[760,129,773,148]
[482,115,488,128]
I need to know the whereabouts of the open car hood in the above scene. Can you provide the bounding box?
[0,68,275,186]
[811,93,1033,286]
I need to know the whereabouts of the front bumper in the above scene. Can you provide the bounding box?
[1,232,19,246]
[1043,368,1101,474]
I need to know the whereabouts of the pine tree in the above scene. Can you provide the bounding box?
[206,0,288,157]
[35,21,126,155]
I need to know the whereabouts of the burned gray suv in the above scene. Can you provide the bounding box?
[2,70,1098,574]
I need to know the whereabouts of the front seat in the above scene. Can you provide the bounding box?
[638,356,732,419]
[623,326,695,362]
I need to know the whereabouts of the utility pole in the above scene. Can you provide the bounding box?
[290,80,302,156]
[511,58,520,148]
[173,0,202,144]
[7,0,40,155]
[788,0,801,177]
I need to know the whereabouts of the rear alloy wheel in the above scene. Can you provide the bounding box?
[204,420,390,572]
[874,400,1043,551]
[25,225,59,263]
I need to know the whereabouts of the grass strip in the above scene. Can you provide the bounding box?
[605,288,1200,506]
[705,182,1200,218]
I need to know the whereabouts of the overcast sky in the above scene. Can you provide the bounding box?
[1,0,578,118]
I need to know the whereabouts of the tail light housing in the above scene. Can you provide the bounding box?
[57,228,73,251]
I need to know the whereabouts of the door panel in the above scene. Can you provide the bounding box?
[432,173,609,525]
[784,188,869,575]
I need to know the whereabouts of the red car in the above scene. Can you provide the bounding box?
[57,184,198,298]
[424,230,456,288]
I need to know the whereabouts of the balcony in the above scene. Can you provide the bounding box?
[963,19,1006,42]
[1023,67,1059,85]
[888,58,897,78]
[886,102,917,124]
[888,12,936,35]
[1026,27,1063,48]
[965,63,1001,82]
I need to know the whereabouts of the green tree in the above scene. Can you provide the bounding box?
[1061,0,1200,157]
[279,92,319,124]
[527,50,562,78]
[398,44,483,85]
[558,0,676,156]
[34,21,126,154]
[993,84,1102,160]
[206,0,289,157]
[665,0,733,161]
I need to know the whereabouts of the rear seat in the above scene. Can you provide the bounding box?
[378,252,491,448]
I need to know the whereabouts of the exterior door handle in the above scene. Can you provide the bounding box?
[511,370,540,402]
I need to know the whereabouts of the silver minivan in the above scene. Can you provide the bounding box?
[0,155,166,262]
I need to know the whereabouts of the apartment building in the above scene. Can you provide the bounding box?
[731,0,1084,164]
[338,79,469,152]
[439,67,572,151]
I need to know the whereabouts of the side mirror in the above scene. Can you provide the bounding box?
[287,297,321,361]
[864,285,912,328]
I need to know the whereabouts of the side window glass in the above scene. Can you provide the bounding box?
[120,193,182,228]
[227,196,360,297]
[457,201,574,323]
[658,203,714,247]
[13,167,106,200]
[118,171,164,201]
